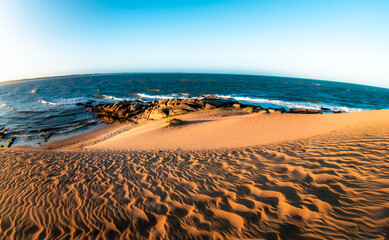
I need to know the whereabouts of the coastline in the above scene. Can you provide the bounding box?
[28,108,389,151]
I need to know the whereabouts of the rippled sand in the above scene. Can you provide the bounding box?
[0,111,388,239]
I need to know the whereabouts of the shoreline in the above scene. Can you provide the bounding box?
[9,108,387,152]
[88,109,389,151]
[40,122,136,150]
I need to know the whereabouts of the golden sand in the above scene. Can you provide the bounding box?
[0,110,388,239]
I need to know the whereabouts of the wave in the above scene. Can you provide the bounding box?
[39,97,93,106]
[135,93,175,100]
[198,94,233,99]
[56,120,99,134]
[129,93,362,113]
[232,96,362,112]
[0,103,16,112]
[30,88,38,94]
[134,93,190,100]
[192,94,361,113]
[12,119,99,141]
[93,94,132,101]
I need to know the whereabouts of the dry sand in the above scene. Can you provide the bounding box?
[0,109,388,239]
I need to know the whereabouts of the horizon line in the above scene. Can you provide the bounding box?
[0,71,387,90]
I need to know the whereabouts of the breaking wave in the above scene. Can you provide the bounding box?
[130,93,362,113]
[135,93,190,100]
[39,97,92,106]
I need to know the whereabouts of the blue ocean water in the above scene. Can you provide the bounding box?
[0,73,388,147]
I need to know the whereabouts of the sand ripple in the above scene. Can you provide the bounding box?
[0,127,388,239]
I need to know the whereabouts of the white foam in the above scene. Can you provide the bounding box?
[99,95,126,101]
[135,93,180,100]
[39,97,91,106]
[201,94,233,99]
[131,93,361,113]
[0,103,16,112]
[233,96,362,112]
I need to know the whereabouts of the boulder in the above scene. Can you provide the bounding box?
[333,110,346,114]
[244,107,254,113]
[178,103,196,111]
[307,109,322,114]
[204,103,216,109]
[149,108,167,120]
[197,100,206,108]
[130,103,142,111]
[288,108,307,113]
[233,103,241,108]
[287,108,322,114]
[186,98,197,104]
[164,118,183,127]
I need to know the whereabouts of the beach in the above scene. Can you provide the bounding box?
[0,109,388,239]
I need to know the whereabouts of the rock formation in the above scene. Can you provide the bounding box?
[88,98,325,124]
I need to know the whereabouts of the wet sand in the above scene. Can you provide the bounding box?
[0,110,388,239]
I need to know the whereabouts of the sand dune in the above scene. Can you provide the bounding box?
[0,110,388,239]
[88,109,389,151]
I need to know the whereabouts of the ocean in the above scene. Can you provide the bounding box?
[0,73,388,147]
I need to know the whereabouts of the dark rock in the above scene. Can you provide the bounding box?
[164,118,183,127]
[333,110,346,114]
[287,108,322,114]
[0,128,6,140]
[307,109,322,114]
[89,97,318,124]
[204,103,216,109]
[177,103,196,111]
[287,108,307,113]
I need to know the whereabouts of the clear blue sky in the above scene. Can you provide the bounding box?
[1,0,388,88]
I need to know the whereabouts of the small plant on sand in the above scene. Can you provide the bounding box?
[244,107,254,113]
[6,138,15,148]
[164,118,183,127]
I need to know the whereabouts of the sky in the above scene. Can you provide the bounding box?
[0,0,388,88]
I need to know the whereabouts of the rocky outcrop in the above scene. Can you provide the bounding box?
[89,98,326,124]
[287,108,322,114]
[89,98,266,123]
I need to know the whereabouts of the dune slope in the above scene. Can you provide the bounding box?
[88,109,389,151]
[0,110,388,239]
